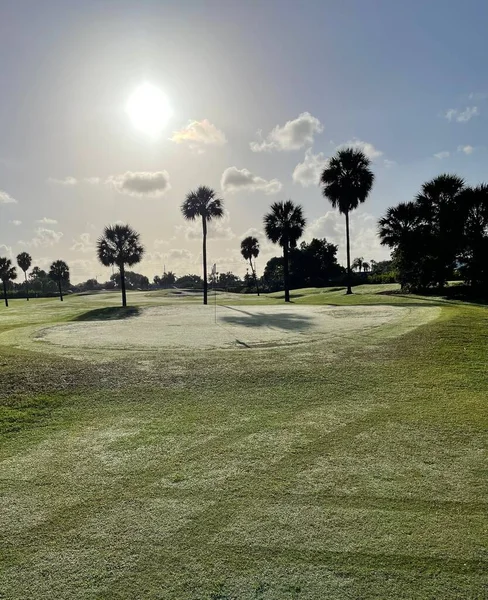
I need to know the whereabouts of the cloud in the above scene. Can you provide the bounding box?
[337,139,383,160]
[85,177,101,184]
[176,211,235,241]
[154,239,170,249]
[47,176,77,186]
[19,228,63,248]
[434,151,450,159]
[107,171,171,197]
[293,149,327,187]
[0,244,13,259]
[167,248,192,261]
[170,119,226,150]
[37,217,58,224]
[305,210,389,264]
[10,220,22,226]
[250,112,323,152]
[458,145,474,155]
[444,107,479,123]
[0,189,17,203]
[221,166,282,195]
[383,159,397,168]
[71,233,94,253]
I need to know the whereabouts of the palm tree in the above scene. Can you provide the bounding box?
[97,224,144,307]
[181,186,224,305]
[320,148,374,294]
[16,252,32,301]
[240,236,260,296]
[264,200,306,302]
[378,202,421,248]
[362,261,370,272]
[49,260,70,301]
[352,257,364,272]
[0,257,17,307]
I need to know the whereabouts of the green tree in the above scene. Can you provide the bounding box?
[240,236,260,296]
[264,200,306,302]
[459,184,488,292]
[0,257,17,307]
[48,260,70,301]
[16,252,32,301]
[181,186,224,305]
[320,148,374,294]
[97,224,144,307]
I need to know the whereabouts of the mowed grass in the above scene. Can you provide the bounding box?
[0,287,487,599]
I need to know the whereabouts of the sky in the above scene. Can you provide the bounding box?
[1,0,488,283]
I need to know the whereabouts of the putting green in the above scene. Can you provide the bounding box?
[30,304,439,352]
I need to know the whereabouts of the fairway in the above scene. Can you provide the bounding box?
[0,287,487,599]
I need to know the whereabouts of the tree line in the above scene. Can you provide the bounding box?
[2,147,486,307]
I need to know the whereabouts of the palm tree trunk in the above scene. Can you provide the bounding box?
[58,280,63,301]
[24,271,29,301]
[120,264,127,307]
[345,210,352,294]
[202,217,208,305]
[283,244,290,302]
[3,280,8,307]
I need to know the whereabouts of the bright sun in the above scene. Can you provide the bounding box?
[126,83,172,137]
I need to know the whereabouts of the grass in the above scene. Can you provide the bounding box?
[0,286,487,599]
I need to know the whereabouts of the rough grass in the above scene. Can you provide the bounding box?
[0,287,487,599]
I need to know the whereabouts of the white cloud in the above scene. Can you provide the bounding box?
[0,189,17,203]
[170,119,226,150]
[383,159,397,168]
[337,139,383,160]
[167,248,192,261]
[458,145,474,155]
[85,177,101,184]
[37,217,58,225]
[154,239,170,249]
[293,149,327,187]
[10,220,22,226]
[0,244,13,259]
[434,151,450,159]
[71,233,94,253]
[305,211,389,264]
[221,166,282,195]
[47,176,77,186]
[107,171,171,197]
[444,106,479,123]
[19,228,63,248]
[250,112,323,152]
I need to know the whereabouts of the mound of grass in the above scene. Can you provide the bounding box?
[74,306,141,321]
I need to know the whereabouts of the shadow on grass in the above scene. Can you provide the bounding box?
[74,306,141,322]
[220,305,313,331]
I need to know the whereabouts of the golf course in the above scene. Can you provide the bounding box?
[1,285,486,599]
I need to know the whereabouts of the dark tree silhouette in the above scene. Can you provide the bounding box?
[16,252,32,301]
[264,200,306,302]
[97,224,144,307]
[240,236,260,296]
[320,148,374,294]
[181,186,224,305]
[378,202,421,248]
[459,184,488,291]
[49,260,70,301]
[0,257,17,307]
[352,257,364,272]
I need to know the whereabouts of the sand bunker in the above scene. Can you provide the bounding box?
[33,304,438,352]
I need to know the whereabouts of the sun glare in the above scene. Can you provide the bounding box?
[126,83,172,137]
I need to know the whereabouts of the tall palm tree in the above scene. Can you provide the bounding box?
[378,202,421,248]
[0,257,17,308]
[16,252,32,301]
[264,200,306,302]
[362,261,370,272]
[97,224,144,307]
[49,260,70,301]
[320,148,374,294]
[240,236,260,296]
[181,186,224,305]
